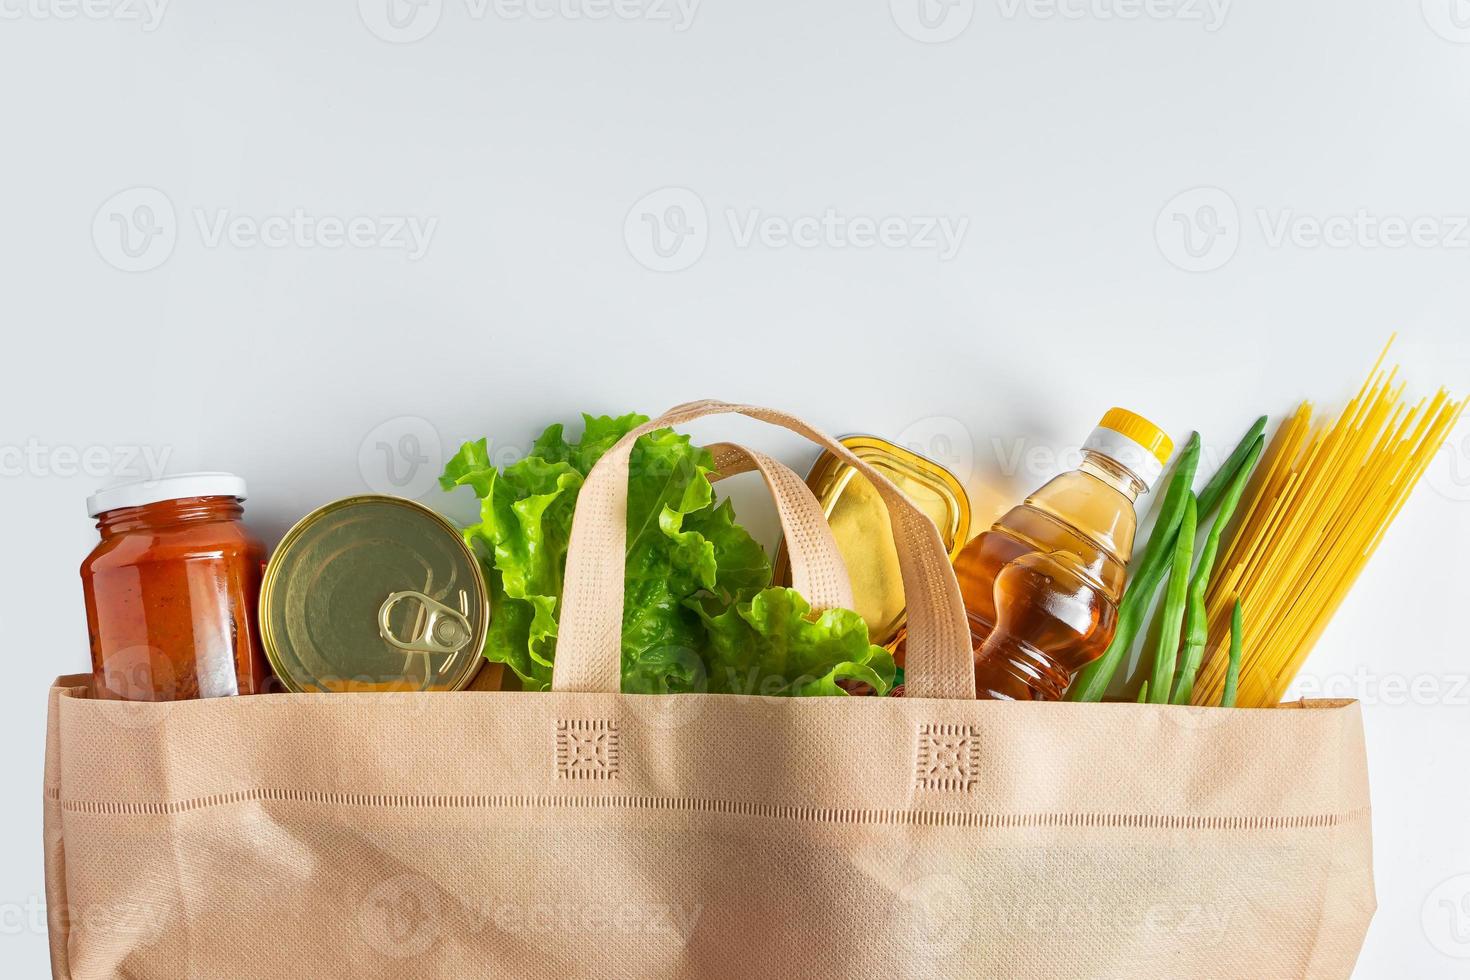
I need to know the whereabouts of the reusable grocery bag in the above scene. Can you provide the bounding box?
[43,401,1375,980]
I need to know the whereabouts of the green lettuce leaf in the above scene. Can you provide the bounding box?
[441,413,890,697]
[696,588,896,697]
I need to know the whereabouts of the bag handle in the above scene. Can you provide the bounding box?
[704,442,854,614]
[553,400,976,700]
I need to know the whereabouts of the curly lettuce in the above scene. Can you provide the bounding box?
[440,413,893,696]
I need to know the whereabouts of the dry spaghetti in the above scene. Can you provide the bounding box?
[1191,342,1466,708]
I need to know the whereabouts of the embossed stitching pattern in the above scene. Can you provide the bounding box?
[915,723,981,791]
[49,788,1371,831]
[556,719,620,780]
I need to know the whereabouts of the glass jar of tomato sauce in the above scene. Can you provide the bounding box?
[81,473,268,701]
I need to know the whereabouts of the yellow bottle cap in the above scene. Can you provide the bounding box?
[1098,408,1173,466]
[1081,408,1174,491]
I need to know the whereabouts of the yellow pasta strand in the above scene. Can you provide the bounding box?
[1191,340,1466,708]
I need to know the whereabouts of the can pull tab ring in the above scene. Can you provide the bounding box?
[378,590,474,655]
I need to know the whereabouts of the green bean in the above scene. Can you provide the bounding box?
[1066,433,1201,702]
[1197,416,1268,520]
[1222,600,1243,707]
[1171,436,1264,705]
[1147,493,1196,704]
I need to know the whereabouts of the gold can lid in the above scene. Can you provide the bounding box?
[261,495,488,693]
[774,435,971,647]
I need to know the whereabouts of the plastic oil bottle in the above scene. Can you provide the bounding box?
[954,409,1172,700]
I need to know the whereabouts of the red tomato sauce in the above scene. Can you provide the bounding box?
[81,495,267,701]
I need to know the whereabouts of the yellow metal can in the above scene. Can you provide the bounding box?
[260,495,488,693]
[774,436,971,648]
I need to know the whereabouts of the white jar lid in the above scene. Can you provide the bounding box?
[87,472,248,518]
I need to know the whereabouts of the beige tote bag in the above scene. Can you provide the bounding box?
[43,401,1375,980]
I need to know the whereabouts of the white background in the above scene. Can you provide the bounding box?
[4,0,1470,975]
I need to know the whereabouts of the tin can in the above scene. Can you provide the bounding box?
[260,495,488,693]
[774,435,971,648]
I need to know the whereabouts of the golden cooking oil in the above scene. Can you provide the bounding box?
[957,409,1172,700]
